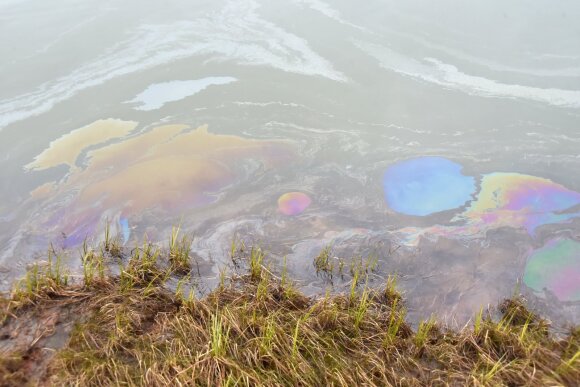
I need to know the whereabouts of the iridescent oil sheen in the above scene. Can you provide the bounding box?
[524,238,580,302]
[383,157,476,216]
[456,173,580,235]
[397,173,580,245]
[278,192,312,215]
[27,121,294,246]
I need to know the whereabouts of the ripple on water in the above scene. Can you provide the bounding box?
[0,0,347,130]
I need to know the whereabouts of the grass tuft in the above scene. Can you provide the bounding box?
[249,246,265,281]
[10,247,69,306]
[168,225,192,274]
[313,245,333,277]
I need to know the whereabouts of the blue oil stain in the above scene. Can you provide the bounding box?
[383,157,476,216]
[120,217,130,243]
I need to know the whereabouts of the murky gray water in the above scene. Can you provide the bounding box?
[1,0,579,326]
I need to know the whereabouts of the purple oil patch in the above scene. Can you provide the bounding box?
[61,213,100,249]
[456,173,580,235]
[395,173,580,246]
[524,238,580,302]
[278,192,312,215]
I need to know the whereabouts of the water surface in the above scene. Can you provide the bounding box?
[1,0,579,326]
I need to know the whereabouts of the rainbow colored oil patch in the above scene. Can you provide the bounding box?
[25,119,138,171]
[395,173,580,246]
[27,121,295,246]
[278,192,312,215]
[455,173,580,235]
[524,238,580,302]
[383,157,475,216]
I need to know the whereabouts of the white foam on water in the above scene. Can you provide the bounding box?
[356,41,580,109]
[126,77,237,111]
[386,30,580,78]
[294,0,368,32]
[0,0,346,130]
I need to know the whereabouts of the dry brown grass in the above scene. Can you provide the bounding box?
[0,236,578,386]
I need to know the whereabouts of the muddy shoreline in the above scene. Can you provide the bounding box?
[1,237,578,386]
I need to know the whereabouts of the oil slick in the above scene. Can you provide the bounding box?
[25,119,139,171]
[119,218,131,243]
[395,171,580,246]
[27,120,295,246]
[524,238,580,302]
[278,192,312,215]
[383,157,476,216]
[454,173,580,235]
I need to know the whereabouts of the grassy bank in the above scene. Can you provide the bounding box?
[0,235,578,386]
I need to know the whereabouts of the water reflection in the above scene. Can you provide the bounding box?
[126,77,237,111]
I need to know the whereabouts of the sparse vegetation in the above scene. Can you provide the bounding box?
[313,244,333,275]
[103,221,123,258]
[168,225,193,274]
[10,245,69,307]
[249,246,265,281]
[314,247,380,285]
[0,231,578,386]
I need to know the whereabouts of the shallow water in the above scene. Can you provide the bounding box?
[1,0,579,326]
